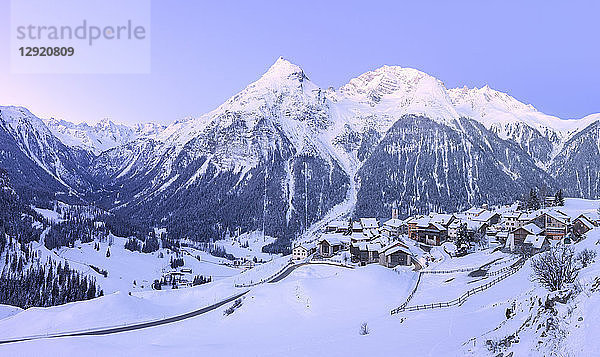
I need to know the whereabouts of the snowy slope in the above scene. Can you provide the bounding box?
[1,199,599,355]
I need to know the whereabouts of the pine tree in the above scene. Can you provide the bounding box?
[554,189,565,206]
[528,188,540,210]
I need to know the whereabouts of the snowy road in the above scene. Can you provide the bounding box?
[0,290,249,346]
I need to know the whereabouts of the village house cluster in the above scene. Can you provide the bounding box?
[292,201,600,269]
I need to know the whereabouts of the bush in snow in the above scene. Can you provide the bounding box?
[359,322,370,336]
[124,238,141,252]
[531,246,579,291]
[224,298,243,316]
[170,257,184,269]
[577,249,597,268]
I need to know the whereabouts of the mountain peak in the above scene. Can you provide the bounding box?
[260,57,308,83]
[340,65,447,100]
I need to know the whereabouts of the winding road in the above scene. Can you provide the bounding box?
[0,259,352,346]
[0,290,249,346]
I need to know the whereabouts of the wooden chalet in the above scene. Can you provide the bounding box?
[540,211,570,240]
[415,221,447,246]
[511,223,544,246]
[326,220,350,233]
[317,235,346,258]
[378,242,413,268]
[573,215,595,237]
[351,240,383,266]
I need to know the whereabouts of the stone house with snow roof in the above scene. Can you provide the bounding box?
[382,218,405,238]
[317,234,347,258]
[292,243,316,261]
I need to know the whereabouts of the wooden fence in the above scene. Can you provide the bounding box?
[391,258,525,315]
[395,272,423,311]
[421,256,518,275]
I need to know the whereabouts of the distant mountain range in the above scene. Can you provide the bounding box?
[1,57,598,244]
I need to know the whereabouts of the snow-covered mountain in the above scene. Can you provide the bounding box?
[1,58,599,243]
[550,119,600,198]
[87,58,351,243]
[0,106,92,204]
[44,118,165,155]
[448,85,598,167]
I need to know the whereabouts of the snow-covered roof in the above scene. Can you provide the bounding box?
[496,231,509,239]
[448,220,462,229]
[576,215,595,230]
[327,220,349,229]
[431,222,447,231]
[520,223,544,235]
[379,241,409,255]
[524,234,545,249]
[414,217,431,228]
[579,212,599,223]
[360,218,379,229]
[352,241,382,252]
[502,211,519,219]
[517,211,538,222]
[472,211,497,222]
[367,242,383,251]
[544,210,569,224]
[383,245,412,257]
[350,231,367,239]
[465,207,485,215]
[383,218,404,228]
[430,213,453,225]
[319,234,346,246]
[294,243,315,251]
[352,221,362,230]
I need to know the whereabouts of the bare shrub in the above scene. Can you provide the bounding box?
[359,322,370,335]
[224,298,243,316]
[577,249,597,268]
[531,246,579,291]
